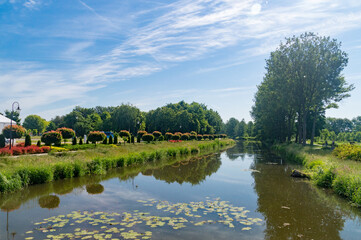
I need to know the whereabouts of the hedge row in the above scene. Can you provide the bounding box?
[0,140,234,193]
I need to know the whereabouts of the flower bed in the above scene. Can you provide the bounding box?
[0,145,50,156]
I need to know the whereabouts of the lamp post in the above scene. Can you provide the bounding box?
[9,102,21,150]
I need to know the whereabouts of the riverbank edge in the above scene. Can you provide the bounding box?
[0,139,235,194]
[272,143,361,207]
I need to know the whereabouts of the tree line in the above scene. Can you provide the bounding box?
[2,101,247,138]
[251,32,354,145]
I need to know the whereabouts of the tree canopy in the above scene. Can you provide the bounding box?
[252,32,353,144]
[23,114,48,134]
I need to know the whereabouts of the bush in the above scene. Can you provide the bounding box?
[41,131,62,146]
[190,131,197,136]
[114,135,118,144]
[333,144,361,161]
[24,134,31,147]
[131,135,135,144]
[137,136,141,143]
[37,140,41,147]
[153,131,162,139]
[72,137,77,145]
[87,131,106,144]
[171,134,180,140]
[56,127,76,143]
[2,125,26,139]
[0,134,5,148]
[103,137,108,144]
[119,130,131,138]
[197,134,203,141]
[158,135,164,141]
[79,138,83,145]
[142,134,154,143]
[315,167,335,188]
[109,135,113,144]
[165,132,173,141]
[180,134,189,141]
[189,135,197,140]
[137,131,147,138]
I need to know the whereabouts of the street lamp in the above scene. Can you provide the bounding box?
[9,102,21,150]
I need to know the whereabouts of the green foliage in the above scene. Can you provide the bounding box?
[41,131,62,146]
[137,131,147,138]
[146,101,222,134]
[2,125,26,139]
[0,134,5,148]
[333,144,361,161]
[165,132,173,141]
[158,135,164,141]
[72,137,77,145]
[37,140,41,147]
[171,134,180,140]
[108,135,113,144]
[142,134,154,143]
[315,167,335,188]
[152,131,162,139]
[131,135,135,144]
[23,115,48,134]
[57,127,76,140]
[25,134,31,147]
[87,131,106,144]
[180,134,189,140]
[114,135,118,144]
[252,32,353,143]
[119,130,131,138]
[4,110,21,125]
[79,138,83,145]
[103,137,108,144]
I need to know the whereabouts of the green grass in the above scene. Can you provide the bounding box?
[273,143,361,206]
[0,139,234,193]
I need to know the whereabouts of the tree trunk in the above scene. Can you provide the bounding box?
[302,111,307,146]
[310,112,317,146]
[297,114,302,144]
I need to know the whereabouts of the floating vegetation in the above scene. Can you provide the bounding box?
[25,198,263,239]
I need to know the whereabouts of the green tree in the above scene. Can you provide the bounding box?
[4,110,21,125]
[112,104,143,135]
[225,118,239,139]
[252,32,353,144]
[23,115,48,134]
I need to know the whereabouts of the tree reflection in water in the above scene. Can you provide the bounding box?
[249,143,345,240]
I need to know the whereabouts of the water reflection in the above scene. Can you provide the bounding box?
[38,195,60,209]
[142,155,222,185]
[250,144,346,240]
[86,184,105,195]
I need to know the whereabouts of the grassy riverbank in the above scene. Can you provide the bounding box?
[273,143,361,206]
[0,139,234,193]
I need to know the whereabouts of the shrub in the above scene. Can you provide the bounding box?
[24,134,31,147]
[86,139,89,144]
[131,135,135,144]
[0,134,5,148]
[142,134,154,143]
[109,135,113,144]
[2,125,26,139]
[171,134,180,140]
[197,134,203,141]
[189,135,197,140]
[333,144,361,161]
[158,135,164,141]
[79,138,83,145]
[137,131,147,138]
[190,131,197,136]
[72,137,77,145]
[153,131,162,139]
[137,136,141,143]
[37,140,41,147]
[203,134,209,140]
[119,130,131,138]
[87,131,106,144]
[56,127,76,143]
[165,132,173,141]
[0,148,12,156]
[41,131,62,147]
[315,167,335,188]
[103,137,108,144]
[180,134,190,141]
[41,146,51,153]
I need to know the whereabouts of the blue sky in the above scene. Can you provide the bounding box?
[1,0,361,122]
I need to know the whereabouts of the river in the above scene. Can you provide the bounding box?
[1,142,360,239]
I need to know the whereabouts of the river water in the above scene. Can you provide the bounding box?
[1,142,360,240]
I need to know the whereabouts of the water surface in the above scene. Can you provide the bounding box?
[1,142,360,239]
